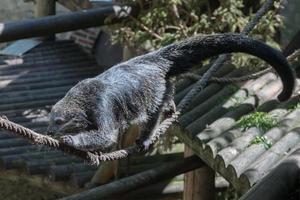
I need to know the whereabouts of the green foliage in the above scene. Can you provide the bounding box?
[112,0,283,69]
[237,111,278,133]
[288,102,300,112]
[250,135,273,149]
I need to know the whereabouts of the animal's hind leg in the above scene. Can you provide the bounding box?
[162,79,176,118]
[137,79,176,150]
[136,111,162,150]
[163,99,176,118]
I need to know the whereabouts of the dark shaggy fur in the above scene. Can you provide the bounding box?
[47,33,295,152]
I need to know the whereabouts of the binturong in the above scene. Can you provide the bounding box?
[47,33,295,152]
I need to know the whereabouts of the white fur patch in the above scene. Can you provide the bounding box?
[113,5,132,18]
[130,112,148,124]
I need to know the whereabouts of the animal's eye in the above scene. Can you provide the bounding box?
[54,117,64,125]
[73,118,81,123]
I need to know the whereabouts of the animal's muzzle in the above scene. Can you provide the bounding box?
[46,126,59,136]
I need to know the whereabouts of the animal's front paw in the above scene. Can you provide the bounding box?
[142,140,152,150]
[60,135,74,146]
[135,139,152,152]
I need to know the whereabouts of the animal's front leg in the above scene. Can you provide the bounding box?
[137,80,176,151]
[60,129,119,152]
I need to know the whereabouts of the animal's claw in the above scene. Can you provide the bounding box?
[135,139,152,152]
[142,140,152,150]
[60,135,74,146]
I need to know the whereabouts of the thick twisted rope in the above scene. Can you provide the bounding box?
[0,116,141,165]
[0,0,285,165]
[178,68,270,83]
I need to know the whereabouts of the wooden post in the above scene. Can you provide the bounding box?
[87,125,140,187]
[57,0,92,11]
[184,146,215,200]
[35,0,56,40]
[87,161,118,187]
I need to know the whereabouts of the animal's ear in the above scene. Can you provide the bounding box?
[54,117,65,125]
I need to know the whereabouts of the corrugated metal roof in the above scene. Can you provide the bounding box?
[176,60,300,193]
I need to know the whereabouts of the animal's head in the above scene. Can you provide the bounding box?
[47,99,91,136]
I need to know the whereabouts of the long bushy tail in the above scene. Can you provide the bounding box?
[156,33,295,101]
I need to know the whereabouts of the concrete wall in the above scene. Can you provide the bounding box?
[0,0,35,22]
[0,1,70,48]
[281,0,300,46]
[0,0,70,22]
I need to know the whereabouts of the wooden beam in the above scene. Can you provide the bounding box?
[184,146,215,200]
[87,114,140,187]
[35,0,56,17]
[60,156,204,200]
[87,124,137,187]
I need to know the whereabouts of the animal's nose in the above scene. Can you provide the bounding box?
[46,128,55,136]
